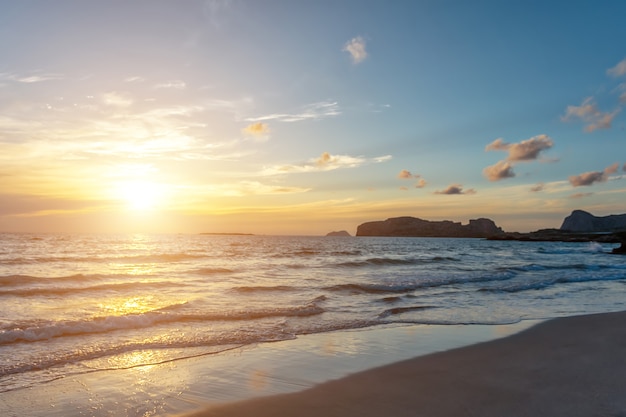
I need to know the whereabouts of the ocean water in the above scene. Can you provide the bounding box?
[1,233,625,395]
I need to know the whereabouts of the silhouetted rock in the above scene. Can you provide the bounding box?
[326,230,351,237]
[356,217,504,238]
[561,210,626,233]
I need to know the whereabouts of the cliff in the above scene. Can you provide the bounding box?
[356,216,504,238]
[560,210,626,233]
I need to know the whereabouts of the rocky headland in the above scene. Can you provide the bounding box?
[488,210,626,245]
[356,217,504,238]
[354,210,626,250]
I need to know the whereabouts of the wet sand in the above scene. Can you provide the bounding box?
[184,311,626,417]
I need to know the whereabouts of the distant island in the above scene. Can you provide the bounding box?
[326,230,351,237]
[200,232,255,236]
[356,217,503,238]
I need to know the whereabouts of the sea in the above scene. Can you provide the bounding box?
[1,233,625,399]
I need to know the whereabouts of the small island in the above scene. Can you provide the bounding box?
[356,217,503,238]
[199,232,255,236]
[326,230,351,237]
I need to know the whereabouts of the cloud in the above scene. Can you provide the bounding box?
[570,192,593,199]
[154,80,186,89]
[435,184,476,195]
[103,92,133,107]
[415,178,427,188]
[485,134,553,161]
[607,58,626,77]
[246,101,340,123]
[561,97,620,132]
[567,162,619,187]
[343,36,368,64]
[218,181,310,196]
[605,162,620,174]
[263,152,389,175]
[0,72,62,83]
[483,160,515,182]
[530,183,545,192]
[397,169,418,179]
[242,122,270,138]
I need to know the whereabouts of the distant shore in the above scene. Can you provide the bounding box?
[184,310,626,417]
[199,232,255,236]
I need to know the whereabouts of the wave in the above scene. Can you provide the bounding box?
[232,285,297,293]
[335,256,458,268]
[0,252,207,265]
[479,271,626,293]
[378,305,438,318]
[0,273,106,286]
[0,301,325,345]
[0,280,186,297]
[189,267,235,275]
[324,271,515,295]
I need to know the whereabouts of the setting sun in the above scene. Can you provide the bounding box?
[117,181,164,211]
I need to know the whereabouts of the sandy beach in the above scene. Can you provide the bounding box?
[185,311,626,417]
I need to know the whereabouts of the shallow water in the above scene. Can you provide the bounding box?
[1,233,625,394]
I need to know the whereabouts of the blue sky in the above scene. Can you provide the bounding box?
[1,0,625,234]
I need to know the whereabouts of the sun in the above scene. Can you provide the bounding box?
[117,180,163,211]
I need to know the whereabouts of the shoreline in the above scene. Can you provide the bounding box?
[0,320,538,417]
[184,310,626,417]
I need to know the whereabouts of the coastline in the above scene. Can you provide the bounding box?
[184,310,626,417]
[0,320,537,417]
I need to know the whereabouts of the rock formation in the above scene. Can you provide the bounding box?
[356,217,504,238]
[326,230,351,237]
[560,210,626,233]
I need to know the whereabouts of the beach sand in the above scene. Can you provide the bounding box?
[184,311,626,417]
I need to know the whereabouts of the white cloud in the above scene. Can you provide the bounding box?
[154,80,187,89]
[607,58,626,77]
[343,36,368,64]
[262,152,389,175]
[246,101,340,123]
[102,92,133,107]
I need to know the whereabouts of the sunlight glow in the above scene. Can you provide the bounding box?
[117,181,164,211]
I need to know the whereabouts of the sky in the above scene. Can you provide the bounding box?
[1,0,625,235]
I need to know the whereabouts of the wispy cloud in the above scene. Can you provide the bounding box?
[530,183,545,192]
[561,97,620,132]
[343,36,368,64]
[568,163,621,187]
[485,134,553,161]
[263,152,390,175]
[246,101,340,123]
[434,184,476,195]
[212,181,311,197]
[154,80,187,89]
[483,134,553,182]
[570,192,593,199]
[0,72,63,83]
[102,92,133,107]
[242,122,270,139]
[607,58,626,77]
